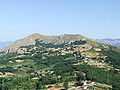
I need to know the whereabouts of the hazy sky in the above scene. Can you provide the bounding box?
[0,0,120,41]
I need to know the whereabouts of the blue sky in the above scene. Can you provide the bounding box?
[0,0,120,41]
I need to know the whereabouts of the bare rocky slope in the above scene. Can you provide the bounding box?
[0,33,99,53]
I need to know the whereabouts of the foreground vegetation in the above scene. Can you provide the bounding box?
[0,39,120,90]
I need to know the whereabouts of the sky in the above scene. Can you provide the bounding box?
[0,0,120,42]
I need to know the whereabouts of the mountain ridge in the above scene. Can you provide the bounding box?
[0,33,98,53]
[97,39,120,47]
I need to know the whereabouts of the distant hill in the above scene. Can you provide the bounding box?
[0,41,13,49]
[0,33,98,52]
[97,39,120,47]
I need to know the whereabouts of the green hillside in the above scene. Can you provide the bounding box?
[0,37,120,90]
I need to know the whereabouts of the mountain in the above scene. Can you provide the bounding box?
[0,41,13,49]
[0,33,120,89]
[1,33,98,53]
[97,39,120,47]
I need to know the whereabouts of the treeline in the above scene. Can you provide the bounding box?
[35,39,87,48]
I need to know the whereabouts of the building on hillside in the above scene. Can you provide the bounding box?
[48,87,56,90]
[88,81,96,86]
[80,85,88,89]
[81,81,87,85]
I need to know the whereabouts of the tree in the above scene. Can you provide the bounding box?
[36,81,42,90]
[63,82,68,90]
[76,72,85,82]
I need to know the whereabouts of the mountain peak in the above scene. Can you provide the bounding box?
[26,33,45,38]
[0,33,98,53]
[29,33,44,36]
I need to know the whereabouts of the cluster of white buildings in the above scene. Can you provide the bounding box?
[69,81,97,90]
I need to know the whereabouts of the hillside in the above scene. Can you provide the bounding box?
[97,39,120,47]
[1,33,98,53]
[0,33,120,90]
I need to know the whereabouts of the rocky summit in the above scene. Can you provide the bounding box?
[0,33,98,53]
